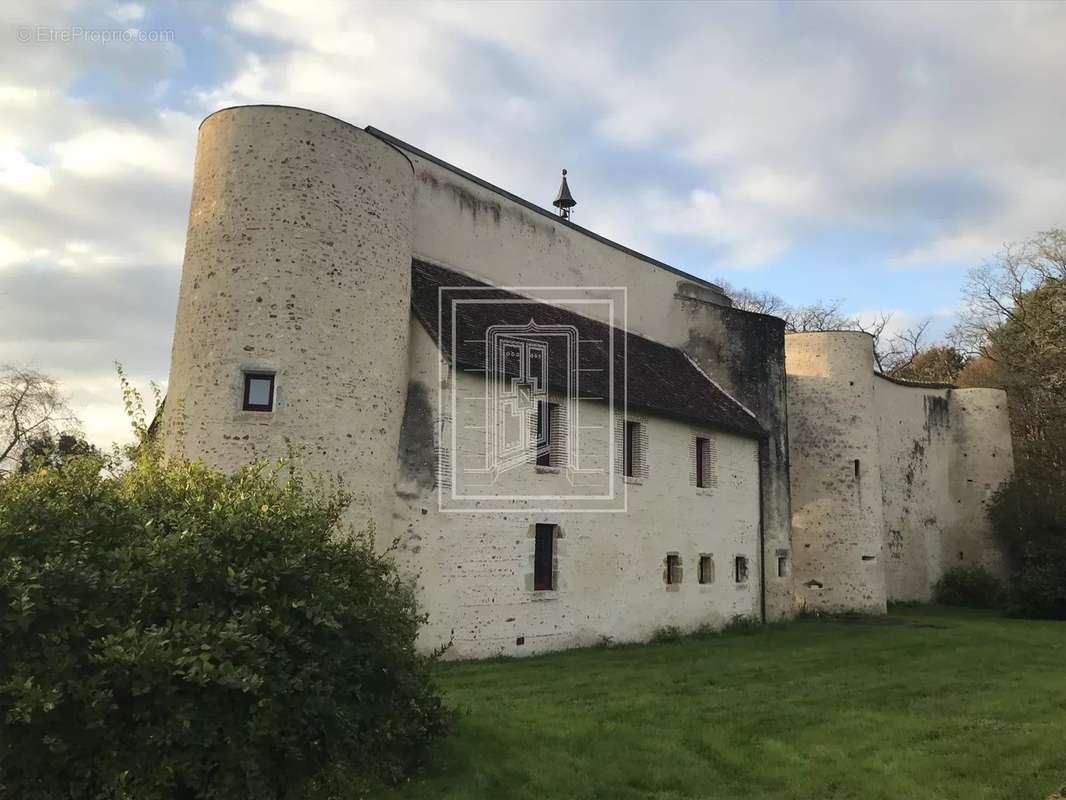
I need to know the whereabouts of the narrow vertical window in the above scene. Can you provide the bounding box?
[665,553,681,585]
[242,372,275,412]
[734,556,749,584]
[534,524,555,590]
[777,555,788,578]
[536,401,553,466]
[853,459,860,478]
[698,555,714,584]
[695,436,709,487]
[624,420,639,477]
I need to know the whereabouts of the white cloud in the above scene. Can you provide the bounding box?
[0,146,52,196]
[108,3,145,24]
[53,118,190,180]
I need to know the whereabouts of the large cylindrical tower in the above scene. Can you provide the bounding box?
[785,332,887,613]
[164,105,415,536]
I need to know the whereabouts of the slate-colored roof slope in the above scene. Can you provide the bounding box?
[410,260,765,440]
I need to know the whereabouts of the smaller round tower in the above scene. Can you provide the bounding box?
[945,388,1014,575]
[163,105,415,537]
[785,332,887,613]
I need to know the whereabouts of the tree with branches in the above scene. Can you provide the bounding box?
[952,229,1066,471]
[718,281,935,375]
[0,365,77,474]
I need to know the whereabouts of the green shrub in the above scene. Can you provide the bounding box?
[650,625,682,643]
[721,614,762,635]
[988,470,1066,619]
[933,565,1005,609]
[0,453,449,799]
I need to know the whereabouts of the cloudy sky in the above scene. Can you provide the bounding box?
[3,0,1066,448]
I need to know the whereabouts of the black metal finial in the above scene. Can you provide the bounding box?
[553,169,576,220]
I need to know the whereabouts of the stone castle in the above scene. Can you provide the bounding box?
[162,105,1013,659]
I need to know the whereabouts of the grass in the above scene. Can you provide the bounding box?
[386,607,1066,800]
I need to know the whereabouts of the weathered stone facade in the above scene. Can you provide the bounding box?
[786,332,1013,613]
[163,105,1013,657]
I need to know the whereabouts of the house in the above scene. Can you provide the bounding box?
[161,104,1012,657]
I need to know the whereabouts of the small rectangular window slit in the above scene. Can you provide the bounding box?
[533,524,555,591]
[734,556,749,584]
[698,555,714,584]
[665,553,681,585]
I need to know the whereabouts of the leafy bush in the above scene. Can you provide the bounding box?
[650,625,682,643]
[0,452,449,799]
[989,470,1066,619]
[933,565,1005,609]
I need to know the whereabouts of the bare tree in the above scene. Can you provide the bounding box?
[786,299,854,334]
[715,280,789,317]
[0,365,77,473]
[868,317,934,375]
[952,229,1066,359]
[952,229,1066,471]
[718,278,933,373]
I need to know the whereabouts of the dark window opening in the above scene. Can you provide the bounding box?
[777,555,788,578]
[698,555,714,584]
[534,524,555,591]
[515,636,525,646]
[695,436,709,488]
[665,553,681,585]
[734,556,749,584]
[624,420,639,477]
[853,459,860,478]
[242,372,275,412]
[536,401,557,467]
[861,555,876,562]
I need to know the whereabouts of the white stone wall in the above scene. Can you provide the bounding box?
[394,324,762,659]
[874,377,953,601]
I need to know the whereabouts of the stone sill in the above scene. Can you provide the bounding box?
[232,410,277,423]
[623,476,644,486]
[534,465,562,475]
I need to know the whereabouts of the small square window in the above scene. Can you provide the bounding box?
[243,372,275,412]
[665,553,681,585]
[734,555,749,584]
[698,555,714,584]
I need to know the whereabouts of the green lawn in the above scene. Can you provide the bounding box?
[388,607,1066,800]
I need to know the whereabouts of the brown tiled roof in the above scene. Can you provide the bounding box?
[410,260,765,439]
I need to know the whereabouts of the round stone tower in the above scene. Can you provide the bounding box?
[163,105,415,536]
[785,332,888,613]
[945,388,1014,576]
